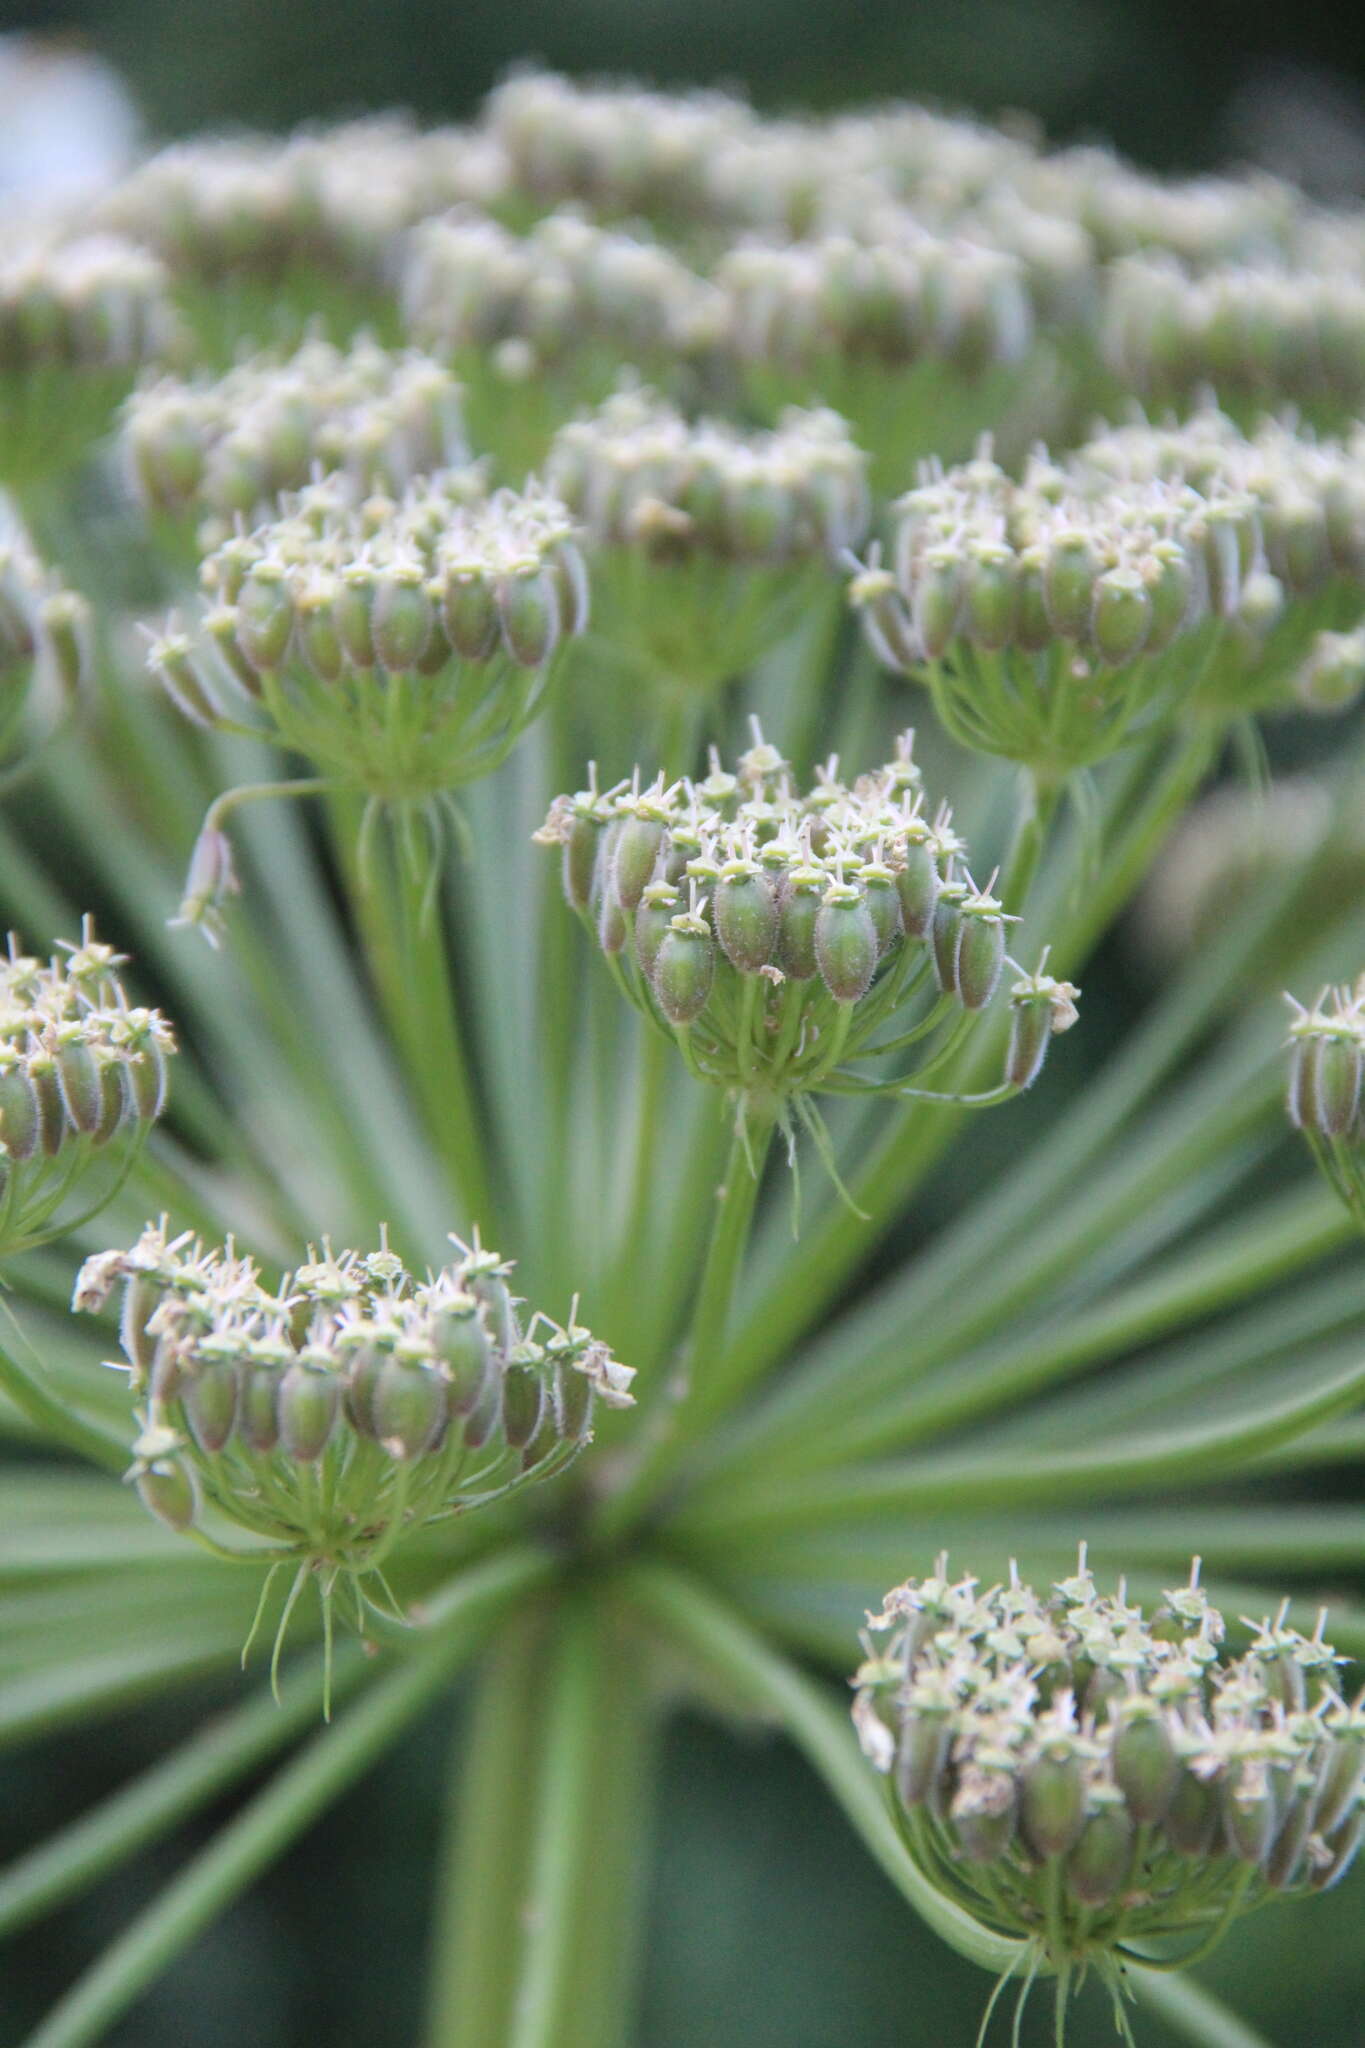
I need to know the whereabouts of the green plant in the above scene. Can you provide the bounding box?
[2,66,1365,2048]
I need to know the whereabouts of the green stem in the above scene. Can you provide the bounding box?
[593,1111,776,1542]
[622,1559,1024,1978]
[22,1548,549,2048]
[506,1594,614,2048]
[425,1603,548,2048]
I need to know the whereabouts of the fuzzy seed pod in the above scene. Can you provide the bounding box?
[1091,566,1152,665]
[234,567,295,673]
[861,865,903,958]
[55,1036,104,1135]
[1112,1708,1178,1825]
[371,570,435,674]
[912,545,967,660]
[1164,1767,1220,1857]
[776,875,822,981]
[442,574,501,661]
[964,542,1018,652]
[500,1360,545,1448]
[0,1062,42,1161]
[499,567,561,667]
[1043,531,1098,640]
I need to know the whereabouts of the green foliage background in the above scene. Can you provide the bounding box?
[1,5,1364,2044]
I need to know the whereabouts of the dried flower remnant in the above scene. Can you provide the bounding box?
[545,387,867,697]
[853,1554,1364,2043]
[146,473,587,937]
[537,727,1074,1181]
[0,923,175,1260]
[76,1224,633,1708]
[123,335,468,532]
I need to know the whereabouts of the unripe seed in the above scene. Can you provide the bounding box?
[1112,1708,1178,1825]
[1020,1748,1086,1859]
[499,566,560,667]
[965,541,1018,652]
[815,886,878,1003]
[1067,1799,1133,1905]
[373,1353,446,1460]
[238,1365,282,1453]
[1005,997,1052,1090]
[895,1707,951,1808]
[1091,565,1151,666]
[634,884,677,982]
[436,1305,491,1415]
[912,545,966,659]
[715,869,779,974]
[1313,1734,1364,1840]
[94,1060,127,1146]
[1312,1033,1362,1137]
[654,922,715,1025]
[501,1360,545,1448]
[55,1037,103,1135]
[954,907,1006,1010]
[0,1063,41,1160]
[613,815,665,911]
[1222,1769,1278,1866]
[1164,1767,1220,1857]
[562,808,604,913]
[861,867,903,957]
[597,876,628,955]
[30,1054,64,1155]
[443,573,500,661]
[136,1459,198,1532]
[1043,530,1098,639]
[776,876,822,980]
[1266,1780,1317,1889]
[931,881,968,994]
[333,567,377,668]
[235,568,295,673]
[372,571,434,674]
[895,839,939,940]
[183,1359,240,1454]
[278,1360,340,1462]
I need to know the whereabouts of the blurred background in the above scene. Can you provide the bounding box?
[1,2,1364,2043]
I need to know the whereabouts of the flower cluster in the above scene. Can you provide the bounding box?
[852,406,1365,773]
[75,1224,634,1610]
[0,924,175,1260]
[545,388,867,692]
[148,473,586,858]
[96,121,507,288]
[123,336,467,529]
[854,1555,1363,2028]
[1104,256,1365,412]
[537,729,1075,1133]
[0,232,178,377]
[485,71,746,217]
[402,208,717,371]
[0,496,92,755]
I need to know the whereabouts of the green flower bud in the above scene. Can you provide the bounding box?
[1091,566,1151,666]
[278,1359,340,1462]
[815,883,877,1003]
[373,1352,447,1460]
[1067,1792,1133,1906]
[654,917,715,1025]
[715,866,779,975]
